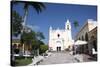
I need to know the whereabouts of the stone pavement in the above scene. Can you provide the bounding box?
[74,54,97,62]
[38,51,78,65]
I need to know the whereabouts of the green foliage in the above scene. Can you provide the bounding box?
[21,30,36,45]
[32,40,39,50]
[73,20,79,28]
[15,57,32,66]
[36,32,45,40]
[12,1,46,56]
[12,1,46,14]
[12,10,23,37]
[38,40,45,45]
[31,32,45,50]
[39,45,48,54]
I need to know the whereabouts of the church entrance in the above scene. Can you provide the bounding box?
[56,40,62,51]
[57,47,61,51]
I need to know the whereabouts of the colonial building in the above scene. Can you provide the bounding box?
[75,19,97,55]
[12,39,22,54]
[12,26,32,55]
[88,27,97,55]
[49,19,74,51]
[12,39,32,55]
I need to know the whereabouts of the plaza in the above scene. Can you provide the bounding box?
[11,1,97,66]
[38,51,78,65]
[28,51,95,65]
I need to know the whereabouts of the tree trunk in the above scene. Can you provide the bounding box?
[21,9,28,55]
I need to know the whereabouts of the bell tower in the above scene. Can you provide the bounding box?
[65,19,71,30]
[65,19,72,40]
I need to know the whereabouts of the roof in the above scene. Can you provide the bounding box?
[12,39,20,43]
[75,19,97,39]
[89,26,97,33]
[74,40,88,45]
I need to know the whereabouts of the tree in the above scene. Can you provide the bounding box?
[12,10,22,37]
[12,1,46,27]
[40,45,48,54]
[12,1,46,55]
[31,40,39,56]
[73,20,79,29]
[11,10,23,66]
[31,31,45,56]
[36,32,45,54]
[32,40,44,50]
[21,30,36,54]
[36,31,45,40]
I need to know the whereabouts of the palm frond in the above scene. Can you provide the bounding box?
[73,21,79,28]
[23,1,46,14]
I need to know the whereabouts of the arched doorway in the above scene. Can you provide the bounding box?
[56,41,62,51]
[85,33,88,41]
[93,40,97,51]
[90,36,97,54]
[82,35,84,41]
[85,32,89,54]
[57,47,61,51]
[13,44,20,54]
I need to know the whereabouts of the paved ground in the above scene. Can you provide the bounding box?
[38,51,77,65]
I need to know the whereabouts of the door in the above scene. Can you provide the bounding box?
[56,40,62,51]
[59,47,61,51]
[57,47,61,51]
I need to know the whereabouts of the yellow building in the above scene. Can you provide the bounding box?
[88,27,97,55]
[75,19,97,55]
[12,39,32,55]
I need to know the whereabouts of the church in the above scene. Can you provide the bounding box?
[49,19,74,51]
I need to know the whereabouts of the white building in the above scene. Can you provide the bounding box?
[49,19,74,51]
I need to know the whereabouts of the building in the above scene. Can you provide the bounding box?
[11,26,32,55]
[49,19,74,51]
[88,27,97,55]
[12,39,32,55]
[12,39,22,54]
[75,19,97,55]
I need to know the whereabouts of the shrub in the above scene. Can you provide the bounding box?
[39,45,48,54]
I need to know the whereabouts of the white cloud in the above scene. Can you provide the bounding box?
[27,24,40,32]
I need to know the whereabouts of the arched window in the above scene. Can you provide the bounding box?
[91,36,97,51]
[93,40,97,51]
[82,35,84,40]
[18,44,21,48]
[85,33,88,41]
[67,25,69,30]
[13,44,17,49]
[57,34,60,38]
[91,36,94,40]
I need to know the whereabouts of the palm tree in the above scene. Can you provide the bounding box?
[11,10,23,66]
[12,1,46,55]
[12,10,22,37]
[73,20,79,29]
[30,31,45,56]
[73,20,79,41]
[36,32,45,56]
[36,32,45,40]
[12,1,46,26]
[21,30,36,55]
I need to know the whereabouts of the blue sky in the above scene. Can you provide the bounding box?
[12,2,97,44]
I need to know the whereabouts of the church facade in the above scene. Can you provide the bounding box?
[49,19,74,51]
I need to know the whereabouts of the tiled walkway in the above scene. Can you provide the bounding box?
[38,51,77,65]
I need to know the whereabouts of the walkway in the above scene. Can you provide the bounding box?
[38,51,77,65]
